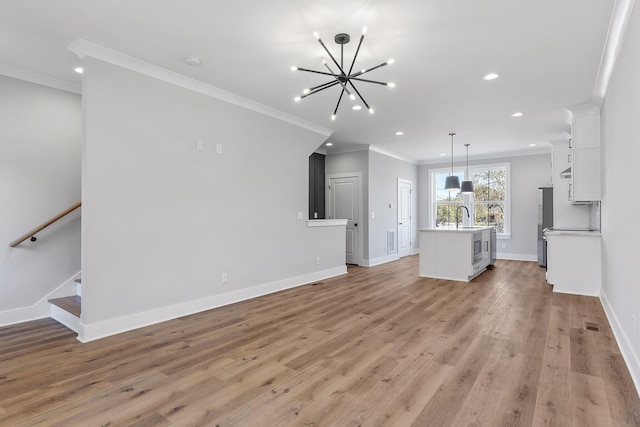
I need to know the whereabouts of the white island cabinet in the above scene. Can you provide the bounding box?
[419,227,493,282]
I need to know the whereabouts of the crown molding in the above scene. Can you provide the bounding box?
[592,0,636,106]
[0,63,81,94]
[368,145,418,165]
[67,38,333,137]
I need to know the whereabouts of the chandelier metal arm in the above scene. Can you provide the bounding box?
[351,61,390,77]
[307,80,340,93]
[349,77,389,86]
[333,89,346,117]
[347,33,365,76]
[317,38,350,80]
[295,67,339,78]
[301,80,341,98]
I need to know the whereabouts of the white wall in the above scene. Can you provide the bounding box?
[81,58,345,341]
[418,153,552,260]
[600,4,640,392]
[0,76,81,324]
[326,149,370,260]
[368,151,419,263]
[326,148,419,266]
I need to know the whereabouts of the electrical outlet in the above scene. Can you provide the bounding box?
[316,257,320,265]
[196,139,203,150]
[297,212,303,220]
[216,144,223,154]
[501,243,506,249]
[221,273,228,284]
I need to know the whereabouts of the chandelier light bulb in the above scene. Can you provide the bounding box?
[387,82,396,88]
[349,94,356,100]
[368,108,374,114]
[74,67,84,74]
[294,96,301,102]
[387,59,395,65]
[352,105,362,110]
[362,26,368,35]
[331,114,336,121]
[303,88,310,94]
[313,31,320,40]
[290,66,298,71]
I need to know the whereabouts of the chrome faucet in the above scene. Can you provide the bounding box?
[456,205,470,229]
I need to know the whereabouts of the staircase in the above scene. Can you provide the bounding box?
[48,278,82,333]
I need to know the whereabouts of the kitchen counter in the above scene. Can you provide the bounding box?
[418,226,494,233]
[544,228,601,237]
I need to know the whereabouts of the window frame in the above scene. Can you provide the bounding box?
[429,162,511,237]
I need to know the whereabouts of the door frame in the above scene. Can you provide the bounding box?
[326,172,363,266]
[397,178,412,257]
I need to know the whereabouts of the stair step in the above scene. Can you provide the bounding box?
[48,295,81,317]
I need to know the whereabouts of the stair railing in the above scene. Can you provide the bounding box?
[9,202,82,247]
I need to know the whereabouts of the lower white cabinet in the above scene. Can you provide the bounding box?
[546,231,601,296]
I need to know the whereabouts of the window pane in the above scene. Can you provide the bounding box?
[472,170,489,201]
[474,203,505,233]
[488,168,506,201]
[435,203,461,228]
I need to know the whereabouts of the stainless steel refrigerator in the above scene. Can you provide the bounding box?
[537,187,553,267]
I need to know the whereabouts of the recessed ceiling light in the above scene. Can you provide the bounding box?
[529,143,537,147]
[74,67,83,74]
[185,56,201,66]
[483,73,499,80]
[326,142,333,146]
[511,112,524,117]
[395,131,404,136]
[352,105,362,110]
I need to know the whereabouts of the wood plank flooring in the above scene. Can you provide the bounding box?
[1,257,639,426]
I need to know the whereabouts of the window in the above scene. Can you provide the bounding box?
[432,169,464,228]
[470,165,509,234]
[430,163,510,235]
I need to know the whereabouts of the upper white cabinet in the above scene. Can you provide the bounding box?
[568,104,601,203]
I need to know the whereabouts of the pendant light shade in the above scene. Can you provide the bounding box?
[444,175,461,191]
[461,143,475,194]
[444,133,460,192]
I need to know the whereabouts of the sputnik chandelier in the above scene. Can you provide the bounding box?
[291,27,395,120]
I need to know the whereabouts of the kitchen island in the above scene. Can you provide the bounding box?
[419,226,494,282]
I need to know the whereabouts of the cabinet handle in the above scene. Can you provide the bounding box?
[568,183,572,200]
[569,138,572,149]
[568,154,571,163]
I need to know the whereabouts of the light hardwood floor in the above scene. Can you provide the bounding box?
[1,257,639,426]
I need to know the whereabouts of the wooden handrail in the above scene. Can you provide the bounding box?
[9,202,82,247]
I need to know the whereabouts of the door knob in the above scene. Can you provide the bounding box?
[354,223,358,226]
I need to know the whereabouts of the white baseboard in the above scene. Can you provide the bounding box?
[361,254,400,267]
[78,266,347,343]
[0,271,81,327]
[497,252,537,262]
[411,248,420,256]
[599,288,640,397]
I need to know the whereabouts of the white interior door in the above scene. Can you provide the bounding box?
[398,179,412,257]
[328,175,360,265]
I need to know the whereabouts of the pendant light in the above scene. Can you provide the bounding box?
[444,133,460,191]
[460,143,475,194]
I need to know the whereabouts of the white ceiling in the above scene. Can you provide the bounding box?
[0,0,615,163]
